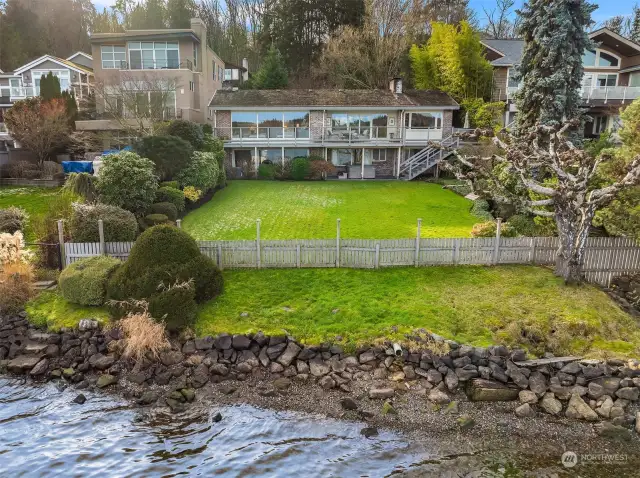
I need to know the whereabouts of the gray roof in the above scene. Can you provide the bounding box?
[482,39,525,66]
[209,89,459,109]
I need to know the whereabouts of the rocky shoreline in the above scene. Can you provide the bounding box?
[2,311,640,459]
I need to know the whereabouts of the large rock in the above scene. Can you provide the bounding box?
[160,350,184,366]
[528,371,547,395]
[194,336,214,351]
[428,388,450,405]
[29,358,49,376]
[7,356,40,374]
[359,351,376,364]
[214,334,232,350]
[96,374,117,388]
[588,382,605,400]
[505,361,528,389]
[515,403,535,418]
[540,392,562,416]
[277,342,301,367]
[595,396,614,418]
[519,390,538,404]
[615,387,639,401]
[191,364,209,388]
[445,369,459,391]
[466,379,519,402]
[593,376,621,396]
[309,358,330,377]
[596,422,633,441]
[426,369,443,384]
[88,353,115,371]
[318,375,336,390]
[232,335,251,350]
[565,394,598,421]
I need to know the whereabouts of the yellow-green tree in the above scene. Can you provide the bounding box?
[409,21,492,101]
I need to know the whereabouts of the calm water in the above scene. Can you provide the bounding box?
[0,377,613,477]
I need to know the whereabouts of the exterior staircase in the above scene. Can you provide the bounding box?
[398,135,460,180]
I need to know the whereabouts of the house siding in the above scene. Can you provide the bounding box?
[492,67,508,102]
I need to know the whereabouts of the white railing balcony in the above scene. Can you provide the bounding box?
[582,86,640,103]
[214,126,444,146]
[9,86,36,100]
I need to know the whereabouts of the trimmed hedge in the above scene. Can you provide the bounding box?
[291,157,310,180]
[167,120,204,150]
[134,135,193,180]
[258,163,276,180]
[70,203,138,242]
[176,151,219,191]
[106,225,223,328]
[59,256,121,306]
[156,186,185,213]
[149,202,178,221]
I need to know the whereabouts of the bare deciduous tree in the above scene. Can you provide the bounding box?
[446,121,640,284]
[483,0,520,39]
[92,72,182,136]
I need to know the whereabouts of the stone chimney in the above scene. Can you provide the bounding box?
[389,77,403,94]
[242,58,249,82]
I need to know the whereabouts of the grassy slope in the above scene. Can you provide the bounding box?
[27,265,639,356]
[196,265,639,357]
[0,187,60,240]
[182,181,478,240]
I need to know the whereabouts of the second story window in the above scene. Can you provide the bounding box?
[101,45,126,69]
[128,42,179,70]
[224,69,232,81]
[193,43,198,69]
[583,49,620,69]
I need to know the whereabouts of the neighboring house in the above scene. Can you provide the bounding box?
[222,59,248,88]
[76,18,225,147]
[0,53,94,148]
[483,28,640,137]
[209,78,459,180]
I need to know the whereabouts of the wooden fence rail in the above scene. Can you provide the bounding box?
[63,235,640,287]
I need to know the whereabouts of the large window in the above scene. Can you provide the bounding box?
[231,111,310,139]
[372,149,396,163]
[101,45,126,69]
[120,91,176,119]
[583,49,620,68]
[331,149,353,166]
[404,112,442,129]
[224,69,239,80]
[330,113,387,139]
[259,149,282,163]
[33,70,70,95]
[595,74,617,87]
[128,42,179,69]
[508,67,520,88]
[284,148,309,159]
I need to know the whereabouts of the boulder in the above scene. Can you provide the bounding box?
[309,358,330,377]
[340,397,358,410]
[232,335,251,350]
[194,336,214,351]
[318,376,336,390]
[596,422,633,441]
[273,377,292,390]
[137,391,159,405]
[515,403,535,418]
[7,356,40,374]
[277,342,301,367]
[403,365,416,380]
[359,351,376,364]
[565,394,598,421]
[88,353,115,371]
[615,387,639,401]
[466,379,519,402]
[428,388,451,405]
[160,350,184,367]
[270,362,284,373]
[96,374,117,388]
[540,392,562,416]
[190,364,209,388]
[445,369,459,391]
[426,369,443,384]
[593,376,621,396]
[588,382,605,400]
[73,394,87,405]
[595,396,614,418]
[519,390,538,404]
[29,358,49,376]
[214,334,232,350]
[528,371,547,395]
[210,364,229,376]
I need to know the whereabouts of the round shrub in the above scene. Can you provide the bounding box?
[134,135,193,180]
[59,256,121,306]
[156,186,185,212]
[70,203,138,242]
[201,123,213,135]
[176,151,219,191]
[106,225,223,328]
[507,214,538,237]
[258,163,275,180]
[167,120,204,150]
[149,202,178,221]
[97,151,158,214]
[0,207,28,234]
[291,157,310,180]
[470,199,494,221]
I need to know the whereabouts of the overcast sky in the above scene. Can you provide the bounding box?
[91,1,637,27]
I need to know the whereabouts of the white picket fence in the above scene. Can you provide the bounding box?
[61,223,640,287]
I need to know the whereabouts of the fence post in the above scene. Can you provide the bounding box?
[336,218,341,268]
[296,244,301,268]
[176,219,182,229]
[375,243,380,269]
[493,218,502,265]
[57,220,66,268]
[256,219,261,269]
[453,238,460,265]
[415,218,422,267]
[529,237,536,264]
[98,219,105,255]
[217,244,223,270]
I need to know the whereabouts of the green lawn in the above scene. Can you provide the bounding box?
[26,265,639,357]
[0,187,60,240]
[182,181,478,240]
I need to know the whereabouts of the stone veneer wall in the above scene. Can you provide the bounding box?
[309,111,324,141]
[215,111,232,140]
[443,111,453,138]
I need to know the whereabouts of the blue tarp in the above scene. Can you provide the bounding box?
[62,161,94,174]
[102,145,132,155]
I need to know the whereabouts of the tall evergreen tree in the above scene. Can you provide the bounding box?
[40,73,62,101]
[603,15,625,34]
[515,0,596,134]
[166,0,196,29]
[250,45,289,89]
[631,4,640,43]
